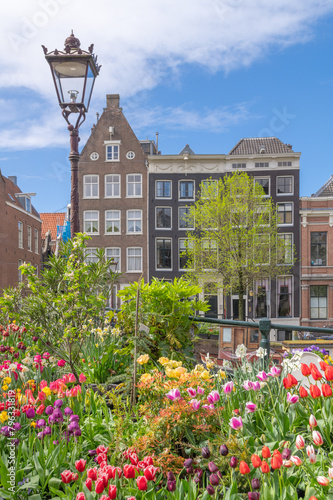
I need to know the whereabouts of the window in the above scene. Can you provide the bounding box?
[179,238,193,270]
[201,179,218,198]
[156,239,172,269]
[105,174,120,198]
[127,210,142,233]
[18,221,23,248]
[278,233,293,265]
[232,163,246,169]
[126,151,135,159]
[204,283,218,318]
[105,210,120,234]
[179,207,194,229]
[277,330,292,341]
[254,279,269,318]
[18,260,23,282]
[27,226,32,251]
[17,195,31,212]
[83,175,99,198]
[277,176,293,194]
[310,285,328,319]
[202,239,218,270]
[156,180,171,198]
[278,161,292,167]
[156,207,171,229]
[254,234,270,265]
[277,277,292,317]
[255,177,270,196]
[255,162,269,168]
[127,174,142,197]
[277,203,293,225]
[179,180,194,200]
[311,232,327,266]
[106,248,121,272]
[127,247,142,272]
[34,229,39,254]
[106,144,119,161]
[84,211,99,234]
[85,248,98,264]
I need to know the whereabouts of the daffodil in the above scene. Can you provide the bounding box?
[30,422,37,428]
[200,370,211,380]
[217,370,227,380]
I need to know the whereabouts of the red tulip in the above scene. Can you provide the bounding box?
[137,476,148,491]
[301,363,311,377]
[108,484,117,499]
[75,459,86,473]
[76,494,86,500]
[129,453,139,465]
[61,470,73,483]
[143,456,154,467]
[320,361,329,372]
[313,431,324,446]
[262,446,271,458]
[96,445,109,455]
[97,453,108,464]
[309,496,318,500]
[261,460,270,473]
[322,383,332,397]
[283,373,298,389]
[72,473,79,481]
[95,478,105,494]
[251,455,262,468]
[310,363,322,381]
[239,461,250,474]
[85,478,92,491]
[123,464,136,479]
[113,467,122,479]
[325,366,333,381]
[310,384,321,398]
[317,476,330,486]
[309,415,317,428]
[295,435,305,449]
[144,465,158,481]
[87,468,98,481]
[36,404,45,414]
[299,387,308,398]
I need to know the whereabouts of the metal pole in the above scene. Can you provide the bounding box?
[68,125,80,235]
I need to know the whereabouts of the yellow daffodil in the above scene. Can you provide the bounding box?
[42,387,51,397]
[0,411,8,423]
[200,370,211,380]
[217,370,227,380]
[137,354,149,365]
[158,357,170,366]
[193,364,205,373]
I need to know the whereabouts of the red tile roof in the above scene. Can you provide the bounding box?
[40,213,66,241]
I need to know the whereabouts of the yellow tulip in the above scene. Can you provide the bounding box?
[0,411,8,423]
[140,373,153,383]
[2,385,8,391]
[158,357,170,366]
[137,354,149,365]
[42,387,51,397]
[200,370,211,380]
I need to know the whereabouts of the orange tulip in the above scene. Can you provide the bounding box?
[301,363,311,377]
[283,374,298,389]
[239,461,250,474]
[299,386,308,398]
[310,385,321,398]
[251,455,262,468]
[262,446,271,458]
[319,361,329,372]
[325,366,333,381]
[271,455,282,470]
[322,383,332,397]
[310,363,322,381]
[261,460,270,473]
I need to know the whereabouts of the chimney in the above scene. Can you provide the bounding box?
[106,94,120,108]
[8,175,17,185]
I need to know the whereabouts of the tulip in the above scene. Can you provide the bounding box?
[309,415,318,428]
[243,380,253,390]
[296,435,305,449]
[322,383,332,397]
[167,480,176,492]
[229,416,243,430]
[310,385,321,398]
[209,473,220,486]
[184,458,193,468]
[144,465,158,481]
[95,478,105,494]
[123,464,136,479]
[248,493,260,500]
[187,387,196,398]
[208,461,219,473]
[251,455,262,468]
[76,494,86,500]
[325,366,333,381]
[251,478,260,490]
[26,408,35,419]
[310,363,322,381]
[207,485,215,496]
[309,497,318,500]
[268,366,281,377]
[61,470,73,483]
[306,445,315,457]
[137,476,148,491]
[223,382,233,394]
[309,453,317,464]
[246,401,257,413]
[190,399,201,410]
[197,386,205,394]
[313,431,324,446]
[68,373,76,383]
[252,381,261,391]
[281,448,291,460]
[328,468,333,479]
[301,363,311,377]
[283,374,298,389]
[299,387,308,398]
[202,446,210,459]
[290,455,302,466]
[256,371,268,381]
[166,388,181,401]
[108,485,117,499]
[87,468,98,481]
[75,459,86,473]
[207,390,220,403]
[85,478,92,491]
[239,461,251,474]
[261,461,270,473]
[96,445,109,454]
[283,460,293,468]
[262,446,271,458]
[317,476,330,486]
[287,392,299,404]
[167,472,175,482]
[219,444,228,456]
[57,359,66,367]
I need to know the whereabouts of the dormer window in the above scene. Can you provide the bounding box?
[16,194,31,212]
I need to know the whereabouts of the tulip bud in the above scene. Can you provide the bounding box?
[206,485,215,496]
[167,472,175,482]
[209,474,220,486]
[309,414,317,428]
[186,466,193,474]
[251,478,260,490]
[312,430,324,446]
[230,456,238,468]
[208,462,219,473]
[317,476,330,487]
[219,444,228,456]
[328,468,333,479]
[295,435,305,449]
[281,448,291,460]
[183,458,193,468]
[167,480,176,492]
[202,446,210,459]
[248,493,260,500]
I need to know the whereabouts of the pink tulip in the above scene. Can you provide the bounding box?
[79,373,87,383]
[202,404,215,410]
[313,431,324,446]
[287,392,299,404]
[166,388,181,401]
[68,373,76,383]
[309,415,317,428]
[252,381,261,391]
[295,435,305,449]
[242,380,253,391]
[197,386,205,395]
[190,399,201,410]
[223,382,233,394]
[290,455,302,466]
[256,371,268,382]
[40,380,48,389]
[43,352,51,359]
[317,476,330,486]
[58,359,66,367]
[187,388,196,398]
[229,416,243,430]
[245,402,257,413]
[207,390,220,403]
[268,366,281,377]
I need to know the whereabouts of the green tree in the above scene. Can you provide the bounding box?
[0,234,118,380]
[183,171,295,321]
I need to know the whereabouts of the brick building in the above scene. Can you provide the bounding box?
[78,94,157,307]
[148,137,301,339]
[300,176,333,328]
[0,173,41,292]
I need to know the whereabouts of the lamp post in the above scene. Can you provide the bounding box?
[42,31,101,235]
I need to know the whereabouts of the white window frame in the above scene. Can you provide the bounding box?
[85,248,98,264]
[200,179,218,199]
[276,176,294,196]
[179,238,193,271]
[127,210,143,234]
[105,210,121,235]
[310,285,328,320]
[179,180,195,200]
[105,142,120,162]
[254,177,270,197]
[84,211,99,234]
[105,247,121,273]
[277,202,293,226]
[127,247,142,273]
[27,225,32,252]
[156,238,172,271]
[34,228,39,254]
[278,233,293,265]
[83,175,99,198]
[105,174,121,198]
[155,206,172,230]
[277,276,293,318]
[18,221,23,249]
[126,174,142,198]
[178,206,194,230]
[155,180,172,199]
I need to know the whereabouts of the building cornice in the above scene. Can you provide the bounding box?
[5,201,42,222]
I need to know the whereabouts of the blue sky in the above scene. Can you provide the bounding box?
[0,0,333,213]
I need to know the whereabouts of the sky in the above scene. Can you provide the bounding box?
[0,0,333,214]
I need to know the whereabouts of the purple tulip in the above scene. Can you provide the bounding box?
[184,458,193,468]
[281,448,292,460]
[0,426,10,437]
[54,399,63,408]
[44,426,51,435]
[202,446,210,459]
[26,408,35,419]
[209,474,220,486]
[36,419,46,429]
[246,402,257,413]
[69,414,79,422]
[219,444,228,456]
[207,485,215,496]
[251,478,261,490]
[167,480,176,492]
[37,432,44,440]
[208,462,219,473]
[167,472,175,481]
[230,456,238,468]
[53,440,59,445]
[68,421,79,432]
[248,493,260,500]
[229,416,243,430]
[45,406,54,416]
[88,449,97,456]
[64,407,73,417]
[74,429,81,437]
[12,422,21,431]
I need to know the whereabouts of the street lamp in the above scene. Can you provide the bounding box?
[42,31,101,235]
